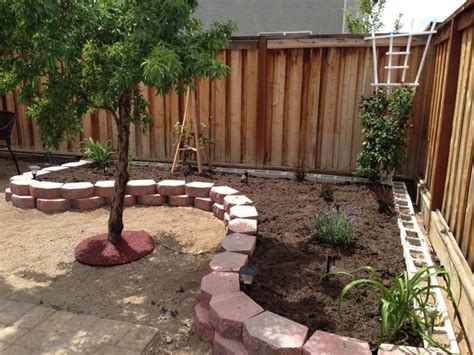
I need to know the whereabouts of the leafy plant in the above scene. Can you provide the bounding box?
[173,121,213,166]
[295,167,306,182]
[313,210,354,247]
[320,183,335,202]
[0,1,235,244]
[333,266,452,352]
[356,87,415,183]
[372,185,395,215]
[344,0,386,34]
[82,138,114,173]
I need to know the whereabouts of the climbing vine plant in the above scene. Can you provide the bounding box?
[356,87,416,183]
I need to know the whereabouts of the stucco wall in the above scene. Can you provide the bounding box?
[194,0,359,36]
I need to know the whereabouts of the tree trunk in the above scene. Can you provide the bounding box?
[108,90,132,245]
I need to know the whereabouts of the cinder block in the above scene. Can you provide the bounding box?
[11,194,35,209]
[71,196,105,210]
[210,186,239,204]
[156,180,186,196]
[37,198,71,212]
[30,181,63,199]
[185,182,214,198]
[194,197,213,212]
[94,180,115,197]
[61,182,94,199]
[302,330,371,355]
[209,291,263,339]
[194,302,214,343]
[137,194,165,206]
[10,179,32,196]
[126,179,156,196]
[199,272,240,307]
[243,311,308,354]
[169,194,193,207]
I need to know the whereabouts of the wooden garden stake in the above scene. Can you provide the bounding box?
[171,87,190,173]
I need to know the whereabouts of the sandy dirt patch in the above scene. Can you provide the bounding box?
[0,157,222,353]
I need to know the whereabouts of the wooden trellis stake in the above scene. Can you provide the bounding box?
[171,86,211,175]
[365,21,437,91]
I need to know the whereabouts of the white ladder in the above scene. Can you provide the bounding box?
[364,21,437,90]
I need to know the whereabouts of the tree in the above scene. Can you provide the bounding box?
[0,0,234,245]
[344,0,387,34]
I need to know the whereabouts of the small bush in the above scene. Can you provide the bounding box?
[373,185,395,215]
[313,211,354,247]
[332,265,453,351]
[82,138,114,172]
[295,167,306,182]
[320,183,335,202]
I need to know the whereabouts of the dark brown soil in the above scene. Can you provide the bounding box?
[40,164,410,348]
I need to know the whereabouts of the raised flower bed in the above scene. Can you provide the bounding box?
[4,162,457,353]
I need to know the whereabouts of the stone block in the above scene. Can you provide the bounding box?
[194,197,213,212]
[185,181,214,198]
[42,166,69,173]
[10,179,32,196]
[223,195,253,213]
[213,203,225,220]
[210,186,239,204]
[221,233,256,256]
[137,194,165,206]
[72,196,105,210]
[378,344,438,354]
[61,161,90,168]
[126,179,156,196]
[61,182,94,199]
[229,205,258,220]
[209,291,263,339]
[194,302,214,343]
[199,272,240,307]
[243,311,308,354]
[94,180,115,197]
[213,332,249,355]
[156,180,186,196]
[209,251,248,273]
[11,194,35,209]
[169,194,193,207]
[29,181,63,199]
[302,331,371,355]
[37,198,71,212]
[227,219,257,236]
[5,188,12,202]
[224,212,231,227]
[105,194,136,207]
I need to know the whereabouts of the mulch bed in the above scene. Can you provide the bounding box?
[40,164,410,348]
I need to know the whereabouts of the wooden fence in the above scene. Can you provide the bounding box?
[1,34,433,176]
[1,0,473,349]
[417,0,474,347]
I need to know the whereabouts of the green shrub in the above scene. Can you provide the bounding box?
[372,185,395,215]
[82,138,114,172]
[295,167,306,182]
[356,87,415,182]
[313,211,354,247]
[332,266,452,351]
[320,183,335,202]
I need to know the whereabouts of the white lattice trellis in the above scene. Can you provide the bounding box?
[364,22,437,90]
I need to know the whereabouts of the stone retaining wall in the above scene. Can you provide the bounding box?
[4,162,435,354]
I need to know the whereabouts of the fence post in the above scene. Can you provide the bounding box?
[430,17,462,212]
[256,37,268,168]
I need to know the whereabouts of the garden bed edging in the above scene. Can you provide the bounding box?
[4,162,454,354]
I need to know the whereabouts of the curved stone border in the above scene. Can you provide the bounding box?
[4,163,448,354]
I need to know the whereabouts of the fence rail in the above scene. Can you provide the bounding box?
[1,35,432,176]
[1,3,473,348]
[417,0,474,348]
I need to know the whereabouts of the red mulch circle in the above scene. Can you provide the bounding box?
[75,230,155,266]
